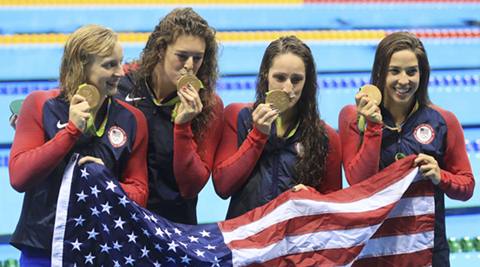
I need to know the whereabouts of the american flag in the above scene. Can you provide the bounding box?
[52,155,434,266]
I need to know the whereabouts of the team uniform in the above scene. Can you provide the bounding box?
[338,104,475,265]
[213,103,342,219]
[118,73,224,224]
[9,89,149,257]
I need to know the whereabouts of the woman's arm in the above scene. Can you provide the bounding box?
[318,123,343,193]
[212,103,269,199]
[435,107,475,201]
[338,105,383,185]
[9,90,81,192]
[173,95,225,199]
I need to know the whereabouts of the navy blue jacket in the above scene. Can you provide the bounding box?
[9,89,148,252]
[339,104,475,266]
[213,103,342,219]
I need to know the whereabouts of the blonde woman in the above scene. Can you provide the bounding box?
[9,25,148,266]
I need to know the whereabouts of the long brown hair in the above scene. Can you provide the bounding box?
[59,24,118,101]
[135,7,219,136]
[371,32,431,107]
[253,36,329,188]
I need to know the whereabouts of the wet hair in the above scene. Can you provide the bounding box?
[135,7,219,136]
[59,24,118,101]
[370,31,431,107]
[253,36,329,189]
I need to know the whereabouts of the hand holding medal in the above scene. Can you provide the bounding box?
[356,84,383,130]
[265,90,290,113]
[174,72,204,124]
[70,83,101,132]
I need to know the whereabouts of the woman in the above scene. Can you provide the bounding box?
[213,36,342,219]
[118,8,223,224]
[338,32,474,265]
[9,25,148,266]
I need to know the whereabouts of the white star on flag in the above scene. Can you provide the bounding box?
[211,256,221,267]
[76,191,88,202]
[113,217,125,229]
[164,228,172,238]
[80,168,89,179]
[101,201,112,214]
[181,255,192,264]
[188,235,199,243]
[118,195,130,207]
[142,228,151,237]
[87,228,99,240]
[112,241,122,251]
[100,243,111,253]
[155,227,164,237]
[195,249,205,257]
[174,228,182,235]
[199,229,210,237]
[90,206,100,217]
[73,215,85,227]
[124,255,135,265]
[70,239,82,251]
[130,212,139,222]
[89,185,101,197]
[84,253,95,264]
[140,246,150,258]
[127,232,138,243]
[101,223,109,233]
[167,240,179,252]
[105,180,117,191]
[205,244,216,250]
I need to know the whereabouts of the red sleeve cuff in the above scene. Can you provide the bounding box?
[366,121,383,135]
[66,121,82,138]
[438,171,449,189]
[250,127,269,144]
[174,121,193,137]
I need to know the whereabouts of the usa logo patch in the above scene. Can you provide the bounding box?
[413,124,435,145]
[108,126,127,148]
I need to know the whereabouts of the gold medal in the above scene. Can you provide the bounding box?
[360,84,382,104]
[177,74,203,92]
[77,83,101,110]
[76,83,102,134]
[266,90,290,113]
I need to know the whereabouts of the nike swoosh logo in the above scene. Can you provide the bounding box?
[57,120,68,129]
[125,94,145,102]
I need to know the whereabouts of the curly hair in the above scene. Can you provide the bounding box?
[134,7,219,137]
[370,31,431,107]
[253,36,329,189]
[59,24,118,101]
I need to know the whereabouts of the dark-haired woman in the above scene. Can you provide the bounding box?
[213,36,342,219]
[118,8,223,224]
[338,32,474,265]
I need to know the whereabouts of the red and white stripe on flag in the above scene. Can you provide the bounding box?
[218,156,434,267]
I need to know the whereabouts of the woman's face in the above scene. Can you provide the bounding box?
[267,52,306,111]
[383,49,420,110]
[161,34,206,89]
[85,42,124,97]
